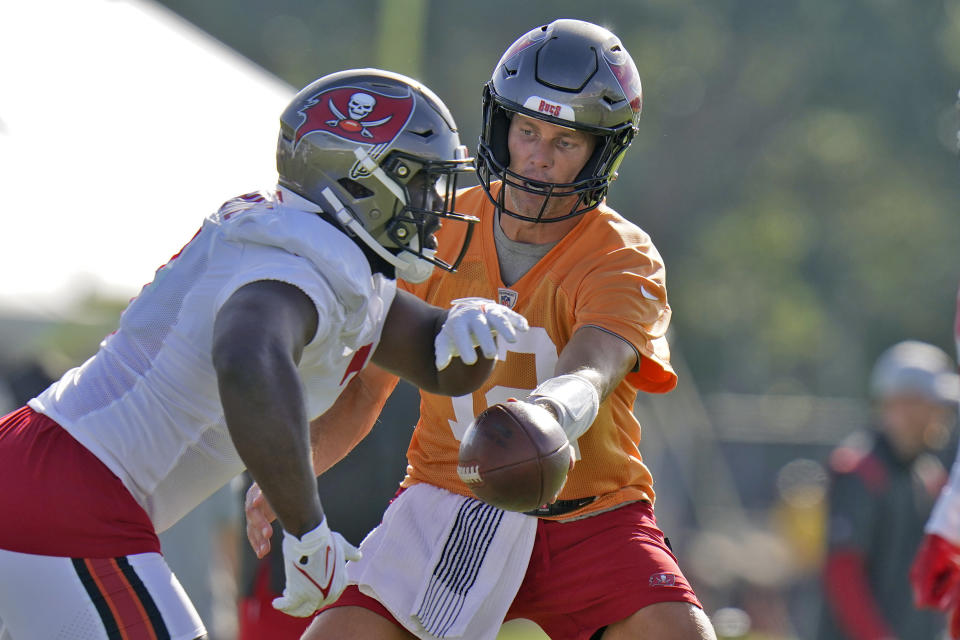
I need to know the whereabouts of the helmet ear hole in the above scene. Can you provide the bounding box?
[336,178,375,199]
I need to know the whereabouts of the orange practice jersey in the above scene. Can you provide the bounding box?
[399,183,677,519]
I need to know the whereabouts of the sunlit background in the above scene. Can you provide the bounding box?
[2,0,959,638]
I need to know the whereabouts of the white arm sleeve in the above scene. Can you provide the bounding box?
[526,373,600,443]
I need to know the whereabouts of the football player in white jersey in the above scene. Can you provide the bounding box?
[910,288,960,638]
[0,69,527,640]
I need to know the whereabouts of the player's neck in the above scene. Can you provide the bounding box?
[497,210,578,245]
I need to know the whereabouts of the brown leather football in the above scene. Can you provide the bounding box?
[457,400,570,512]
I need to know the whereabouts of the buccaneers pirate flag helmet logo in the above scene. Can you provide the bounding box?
[293,86,415,146]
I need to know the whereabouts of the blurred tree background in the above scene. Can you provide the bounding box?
[154,0,960,397]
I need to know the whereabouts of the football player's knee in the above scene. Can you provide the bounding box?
[604,602,716,640]
[306,606,415,640]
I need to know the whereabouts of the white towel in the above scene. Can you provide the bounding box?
[346,483,537,640]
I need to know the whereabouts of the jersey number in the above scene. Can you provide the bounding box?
[447,326,558,441]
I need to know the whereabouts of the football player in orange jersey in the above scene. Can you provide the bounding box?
[246,19,716,640]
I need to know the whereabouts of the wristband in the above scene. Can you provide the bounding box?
[526,373,600,442]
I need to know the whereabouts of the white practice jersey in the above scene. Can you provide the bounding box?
[29,187,396,533]
[926,284,960,543]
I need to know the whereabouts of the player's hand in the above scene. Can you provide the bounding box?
[951,603,960,640]
[245,482,278,559]
[273,518,362,617]
[506,397,574,503]
[910,533,960,609]
[551,437,576,503]
[435,297,529,370]
[515,397,576,476]
[546,444,576,505]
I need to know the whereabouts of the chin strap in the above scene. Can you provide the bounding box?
[394,235,437,284]
[526,373,600,444]
[352,147,407,204]
[319,187,435,284]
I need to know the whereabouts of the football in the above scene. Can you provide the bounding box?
[457,400,570,512]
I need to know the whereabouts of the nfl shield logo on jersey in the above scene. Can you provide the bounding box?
[498,288,518,309]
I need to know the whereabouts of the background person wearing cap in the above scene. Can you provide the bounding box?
[818,340,958,640]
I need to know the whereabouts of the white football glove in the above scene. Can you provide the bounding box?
[435,297,529,370]
[272,518,361,617]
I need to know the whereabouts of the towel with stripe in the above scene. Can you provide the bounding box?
[346,482,537,640]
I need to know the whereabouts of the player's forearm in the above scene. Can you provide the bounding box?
[309,365,400,476]
[528,327,633,443]
[374,291,512,396]
[554,326,635,401]
[217,348,322,537]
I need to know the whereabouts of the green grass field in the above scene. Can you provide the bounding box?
[496,620,549,639]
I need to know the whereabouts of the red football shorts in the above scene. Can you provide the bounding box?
[328,499,701,639]
[0,406,159,557]
[237,557,314,640]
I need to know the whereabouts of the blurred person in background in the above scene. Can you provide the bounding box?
[247,18,716,640]
[0,69,526,639]
[818,340,958,639]
[0,360,55,410]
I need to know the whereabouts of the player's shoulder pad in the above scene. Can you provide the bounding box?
[218,191,376,312]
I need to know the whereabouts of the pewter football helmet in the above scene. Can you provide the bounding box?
[477,20,643,222]
[277,68,476,282]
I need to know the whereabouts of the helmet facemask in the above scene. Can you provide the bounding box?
[316,146,476,284]
[378,150,477,275]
